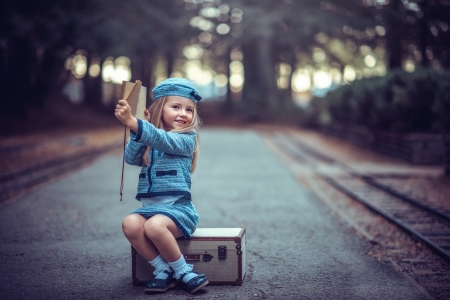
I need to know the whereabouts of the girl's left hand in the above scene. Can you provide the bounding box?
[144,109,151,122]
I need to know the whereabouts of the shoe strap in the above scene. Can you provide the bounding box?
[154,269,173,280]
[179,270,198,281]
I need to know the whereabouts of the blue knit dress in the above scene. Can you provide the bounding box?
[125,119,199,238]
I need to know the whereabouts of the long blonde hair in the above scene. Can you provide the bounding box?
[141,96,202,173]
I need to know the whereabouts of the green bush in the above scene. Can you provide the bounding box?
[312,68,449,134]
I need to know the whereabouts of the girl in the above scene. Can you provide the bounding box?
[114,78,208,294]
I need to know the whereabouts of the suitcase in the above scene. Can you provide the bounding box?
[132,228,246,286]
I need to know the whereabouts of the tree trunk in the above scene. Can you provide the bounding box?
[84,55,102,108]
[256,33,278,114]
[37,47,67,113]
[84,73,102,108]
[419,0,429,67]
[143,54,156,105]
[165,51,174,79]
[0,42,7,114]
[224,44,232,113]
[444,134,450,176]
[241,41,262,119]
[386,0,403,69]
[280,51,296,107]
[3,38,36,118]
[130,54,144,84]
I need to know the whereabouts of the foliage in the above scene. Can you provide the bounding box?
[312,68,449,134]
[222,0,449,117]
[233,0,368,111]
[1,0,450,123]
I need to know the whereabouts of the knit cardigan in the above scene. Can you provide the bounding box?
[125,119,196,200]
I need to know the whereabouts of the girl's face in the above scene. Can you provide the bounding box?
[161,96,195,130]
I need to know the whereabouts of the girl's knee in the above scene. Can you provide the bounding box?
[143,217,167,240]
[122,214,145,238]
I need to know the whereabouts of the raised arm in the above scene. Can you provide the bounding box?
[131,119,196,157]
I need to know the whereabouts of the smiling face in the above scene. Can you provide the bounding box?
[161,96,195,131]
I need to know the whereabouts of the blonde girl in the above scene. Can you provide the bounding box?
[114,78,208,294]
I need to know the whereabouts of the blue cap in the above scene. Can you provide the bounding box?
[152,78,202,103]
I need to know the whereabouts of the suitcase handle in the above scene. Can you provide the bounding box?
[184,253,214,262]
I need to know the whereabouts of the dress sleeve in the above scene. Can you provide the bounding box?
[131,119,196,157]
[124,136,146,166]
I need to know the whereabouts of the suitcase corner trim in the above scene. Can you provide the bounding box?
[234,227,246,244]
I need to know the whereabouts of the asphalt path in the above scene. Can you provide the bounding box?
[0,128,427,299]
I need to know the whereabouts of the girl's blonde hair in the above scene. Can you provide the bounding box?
[141,96,202,173]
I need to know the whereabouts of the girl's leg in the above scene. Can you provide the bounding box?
[144,215,209,293]
[122,214,160,261]
[123,214,176,292]
[143,214,183,262]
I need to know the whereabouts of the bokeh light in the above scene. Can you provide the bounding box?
[230,49,244,61]
[185,60,203,81]
[292,69,311,93]
[343,65,356,83]
[218,4,229,14]
[200,7,220,18]
[331,67,342,84]
[183,44,204,60]
[229,74,244,91]
[73,54,87,78]
[313,69,332,89]
[64,50,88,79]
[375,26,386,36]
[215,74,228,88]
[277,63,292,90]
[229,49,244,92]
[313,48,326,63]
[111,56,131,84]
[196,69,215,86]
[403,59,416,73]
[230,61,244,74]
[231,8,243,23]
[364,54,377,68]
[88,61,101,78]
[102,57,115,82]
[216,23,230,35]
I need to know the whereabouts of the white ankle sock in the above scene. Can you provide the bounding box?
[168,255,196,282]
[149,255,171,279]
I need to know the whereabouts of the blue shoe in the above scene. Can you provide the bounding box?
[180,271,209,294]
[145,270,177,293]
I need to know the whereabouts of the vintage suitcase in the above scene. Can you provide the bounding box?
[132,227,246,286]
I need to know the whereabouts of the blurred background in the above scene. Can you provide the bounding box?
[2,3,450,296]
[1,0,450,136]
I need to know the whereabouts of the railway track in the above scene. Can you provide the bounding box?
[263,130,450,264]
[0,128,81,155]
[0,128,123,205]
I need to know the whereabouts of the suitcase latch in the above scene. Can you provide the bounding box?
[184,253,214,262]
[218,246,227,259]
[202,254,213,262]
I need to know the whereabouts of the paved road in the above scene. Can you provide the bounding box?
[0,128,427,299]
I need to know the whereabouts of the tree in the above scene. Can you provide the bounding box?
[224,0,370,118]
[0,0,201,119]
[0,0,84,117]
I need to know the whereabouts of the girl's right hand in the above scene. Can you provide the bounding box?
[115,99,138,133]
[115,100,131,124]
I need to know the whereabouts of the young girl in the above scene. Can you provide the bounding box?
[114,78,208,294]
